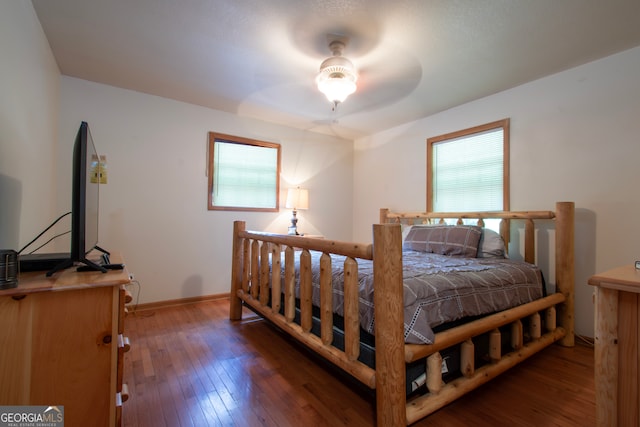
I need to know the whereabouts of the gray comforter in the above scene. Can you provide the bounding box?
[290,250,543,344]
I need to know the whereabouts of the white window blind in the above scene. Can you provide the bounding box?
[432,127,504,212]
[209,136,280,210]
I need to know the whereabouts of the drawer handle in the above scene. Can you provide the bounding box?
[118,334,131,352]
[121,383,129,403]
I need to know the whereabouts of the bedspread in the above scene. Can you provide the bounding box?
[287,250,544,345]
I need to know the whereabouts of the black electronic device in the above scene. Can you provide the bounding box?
[19,252,70,272]
[1,249,18,289]
[76,263,124,272]
[47,122,109,276]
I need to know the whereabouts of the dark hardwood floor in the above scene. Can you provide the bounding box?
[123,299,595,426]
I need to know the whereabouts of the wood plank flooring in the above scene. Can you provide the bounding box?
[122,299,595,426]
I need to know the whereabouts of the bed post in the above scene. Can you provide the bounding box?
[555,202,575,346]
[230,220,245,321]
[372,223,406,427]
[380,208,390,224]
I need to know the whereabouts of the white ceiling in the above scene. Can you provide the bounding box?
[32,0,640,140]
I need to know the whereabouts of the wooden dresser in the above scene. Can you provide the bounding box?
[589,264,640,427]
[0,253,131,426]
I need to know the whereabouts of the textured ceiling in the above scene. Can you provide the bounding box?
[32,0,640,140]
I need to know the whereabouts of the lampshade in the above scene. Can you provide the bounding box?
[316,41,357,105]
[285,187,309,210]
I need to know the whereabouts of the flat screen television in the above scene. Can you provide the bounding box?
[47,121,109,276]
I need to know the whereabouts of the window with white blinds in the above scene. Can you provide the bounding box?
[207,132,280,211]
[427,119,509,212]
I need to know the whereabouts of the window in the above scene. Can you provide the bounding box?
[207,132,281,211]
[427,119,509,213]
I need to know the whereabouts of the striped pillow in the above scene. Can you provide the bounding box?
[403,225,482,257]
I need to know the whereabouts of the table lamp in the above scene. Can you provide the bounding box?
[285,187,309,235]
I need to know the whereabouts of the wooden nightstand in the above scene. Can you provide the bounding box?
[589,264,640,427]
[0,253,131,426]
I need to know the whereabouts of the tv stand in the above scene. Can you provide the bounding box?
[77,263,124,272]
[46,257,107,276]
[95,245,109,254]
[46,246,111,276]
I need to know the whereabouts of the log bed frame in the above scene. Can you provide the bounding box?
[229,201,574,426]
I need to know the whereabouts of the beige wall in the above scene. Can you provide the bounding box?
[353,46,640,338]
[0,1,60,250]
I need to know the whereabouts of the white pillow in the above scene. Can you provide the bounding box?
[477,229,507,258]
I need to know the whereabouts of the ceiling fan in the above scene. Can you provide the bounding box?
[316,37,358,110]
[246,25,422,136]
[304,31,423,138]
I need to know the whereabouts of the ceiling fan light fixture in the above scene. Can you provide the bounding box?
[316,41,358,106]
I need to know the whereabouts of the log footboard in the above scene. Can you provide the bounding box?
[230,202,574,426]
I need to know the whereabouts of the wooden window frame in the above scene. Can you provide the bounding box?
[427,119,510,212]
[207,132,281,212]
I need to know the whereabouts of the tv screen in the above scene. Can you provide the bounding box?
[78,122,100,258]
[46,121,108,276]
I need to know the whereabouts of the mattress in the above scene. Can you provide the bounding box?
[287,250,544,345]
